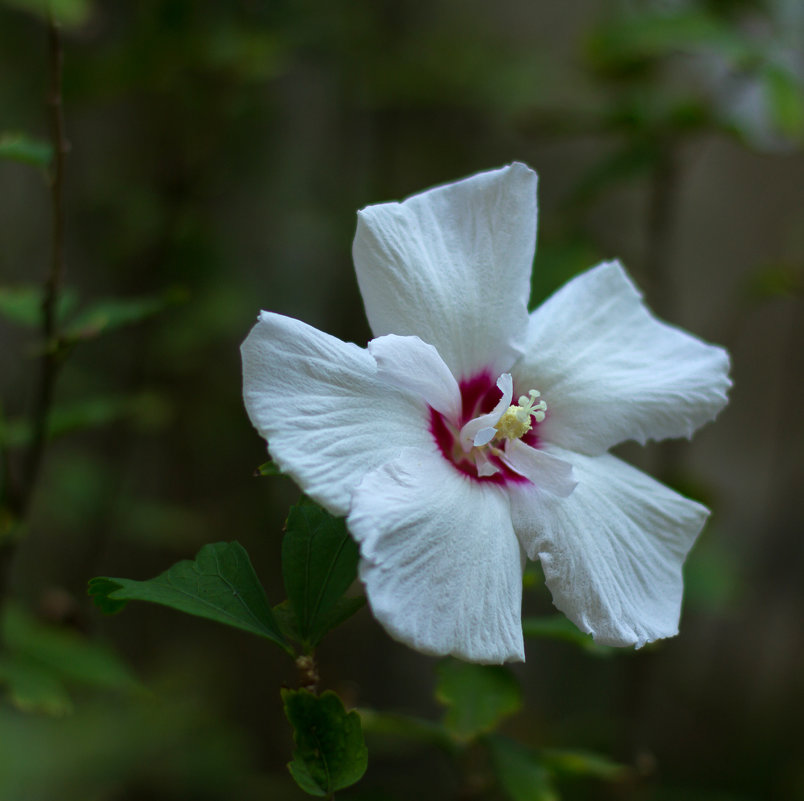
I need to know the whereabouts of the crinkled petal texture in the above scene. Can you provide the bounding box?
[348,451,526,664]
[241,312,434,516]
[514,261,731,455]
[509,447,708,647]
[353,163,536,379]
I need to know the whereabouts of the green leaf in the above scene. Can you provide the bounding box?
[86,578,129,614]
[0,657,73,716]
[762,65,804,141]
[318,595,366,633]
[0,285,181,339]
[287,752,328,797]
[282,498,362,648]
[0,0,93,27]
[273,597,366,655]
[256,459,282,476]
[521,615,613,656]
[3,603,138,692]
[283,689,368,796]
[358,708,456,753]
[0,133,53,168]
[0,285,77,328]
[486,735,558,801]
[88,542,290,653]
[62,288,185,341]
[435,659,522,741]
[683,535,741,612]
[0,603,140,716]
[272,599,301,642]
[48,393,167,437]
[587,10,755,73]
[540,748,627,780]
[744,263,802,300]
[0,393,169,448]
[0,285,40,326]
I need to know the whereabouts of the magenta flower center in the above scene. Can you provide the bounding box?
[429,370,544,485]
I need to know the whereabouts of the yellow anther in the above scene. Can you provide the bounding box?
[495,407,531,440]
[494,389,547,441]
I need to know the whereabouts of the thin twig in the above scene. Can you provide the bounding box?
[0,18,68,607]
[18,16,68,517]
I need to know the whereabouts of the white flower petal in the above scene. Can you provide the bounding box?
[473,427,497,447]
[501,439,577,497]
[475,449,500,476]
[353,163,537,379]
[348,451,526,664]
[460,373,512,452]
[510,447,708,647]
[514,261,731,455]
[241,312,433,516]
[368,334,461,421]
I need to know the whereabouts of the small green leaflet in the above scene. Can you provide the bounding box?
[0,658,73,716]
[762,64,804,141]
[588,9,755,67]
[0,133,52,167]
[745,263,801,301]
[521,615,613,656]
[281,497,363,649]
[1,0,93,28]
[0,393,166,447]
[486,737,626,801]
[435,659,522,741]
[0,285,77,327]
[358,708,456,753]
[486,735,558,801]
[255,459,281,476]
[62,288,185,342]
[88,542,290,653]
[540,748,627,781]
[283,689,368,797]
[0,285,180,337]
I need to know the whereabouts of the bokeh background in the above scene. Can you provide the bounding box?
[1,0,803,799]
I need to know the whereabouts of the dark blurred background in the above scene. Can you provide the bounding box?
[0,0,802,799]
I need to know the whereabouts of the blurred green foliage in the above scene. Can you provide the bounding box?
[436,660,523,741]
[487,735,558,801]
[0,133,52,167]
[0,0,802,799]
[0,602,138,715]
[359,661,627,800]
[0,0,93,28]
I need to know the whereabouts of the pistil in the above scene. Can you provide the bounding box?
[494,390,546,440]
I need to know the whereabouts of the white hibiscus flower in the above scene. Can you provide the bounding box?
[241,163,730,664]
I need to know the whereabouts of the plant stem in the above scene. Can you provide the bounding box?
[0,18,68,609]
[296,653,320,693]
[19,16,68,517]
